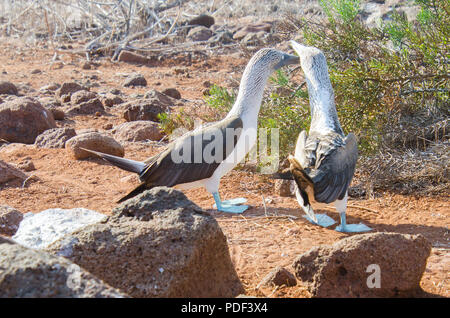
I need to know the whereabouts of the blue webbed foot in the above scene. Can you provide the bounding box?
[335,223,372,233]
[212,192,248,214]
[221,197,247,205]
[303,213,336,228]
[217,204,249,214]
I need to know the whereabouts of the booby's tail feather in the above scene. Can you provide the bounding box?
[80,147,146,174]
[287,155,314,189]
[287,155,317,222]
[117,183,152,203]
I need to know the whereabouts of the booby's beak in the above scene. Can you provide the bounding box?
[289,40,309,55]
[275,53,299,70]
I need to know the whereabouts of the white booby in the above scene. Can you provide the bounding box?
[288,40,371,232]
[81,48,299,213]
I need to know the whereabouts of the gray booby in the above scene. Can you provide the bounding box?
[81,48,299,213]
[288,40,371,232]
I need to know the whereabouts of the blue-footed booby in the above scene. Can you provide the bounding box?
[81,48,299,213]
[289,40,371,232]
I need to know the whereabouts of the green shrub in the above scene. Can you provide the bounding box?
[286,0,449,153]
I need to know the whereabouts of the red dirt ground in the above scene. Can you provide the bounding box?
[0,40,448,298]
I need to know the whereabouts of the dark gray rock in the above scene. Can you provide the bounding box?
[46,187,245,298]
[0,237,127,298]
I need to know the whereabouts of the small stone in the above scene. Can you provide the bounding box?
[188,14,215,28]
[187,26,214,42]
[103,123,113,130]
[123,73,147,87]
[65,132,124,160]
[81,62,91,70]
[118,50,154,65]
[0,160,27,184]
[103,93,124,107]
[0,205,23,236]
[0,81,18,95]
[112,121,164,142]
[162,88,181,100]
[56,82,86,100]
[17,160,35,172]
[257,266,297,288]
[71,90,97,105]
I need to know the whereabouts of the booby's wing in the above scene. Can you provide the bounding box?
[135,115,243,189]
[307,132,358,204]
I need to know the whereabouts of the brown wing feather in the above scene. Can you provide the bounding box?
[140,116,243,187]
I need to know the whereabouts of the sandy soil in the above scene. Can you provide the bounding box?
[0,40,448,298]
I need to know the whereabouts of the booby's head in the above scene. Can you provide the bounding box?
[289,40,330,87]
[246,48,299,75]
[237,48,299,98]
[229,48,299,118]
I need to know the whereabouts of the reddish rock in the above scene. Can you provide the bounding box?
[48,108,65,120]
[103,93,124,107]
[113,121,164,142]
[0,97,56,144]
[0,81,18,95]
[123,73,147,87]
[0,205,23,236]
[162,88,181,100]
[188,14,215,28]
[144,89,176,106]
[257,266,297,288]
[118,50,154,65]
[17,160,35,172]
[71,90,97,105]
[293,232,432,297]
[56,82,87,102]
[121,99,167,122]
[65,132,124,160]
[65,98,104,115]
[0,238,128,298]
[0,160,27,184]
[187,26,213,42]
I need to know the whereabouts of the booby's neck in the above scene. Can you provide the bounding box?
[304,69,343,136]
[226,65,269,125]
